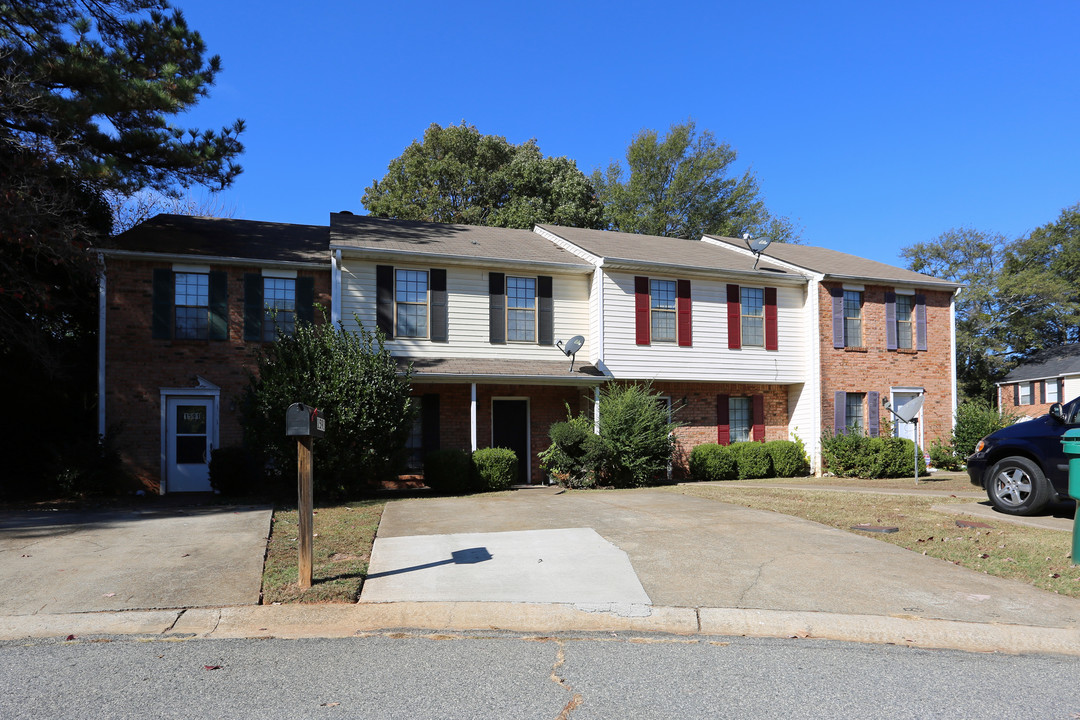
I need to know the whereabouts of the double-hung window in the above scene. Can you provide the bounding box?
[895,294,914,349]
[507,276,536,342]
[845,392,866,433]
[1018,382,1032,405]
[1047,379,1061,404]
[262,277,296,341]
[729,397,752,443]
[740,287,765,347]
[174,272,209,340]
[844,291,863,347]
[650,279,677,343]
[395,269,428,338]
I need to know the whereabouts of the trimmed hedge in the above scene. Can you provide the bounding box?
[538,414,603,488]
[473,447,517,491]
[764,440,810,478]
[423,449,475,494]
[821,432,927,478]
[730,442,773,479]
[688,443,737,482]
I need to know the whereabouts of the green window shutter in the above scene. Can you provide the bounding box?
[243,273,263,341]
[296,276,315,324]
[151,269,173,339]
[208,271,228,340]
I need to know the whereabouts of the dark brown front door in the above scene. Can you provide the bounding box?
[492,399,529,484]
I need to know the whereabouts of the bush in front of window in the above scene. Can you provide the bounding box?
[730,442,773,479]
[596,382,679,488]
[422,449,476,494]
[208,446,259,496]
[473,448,517,491]
[539,412,603,488]
[821,433,927,478]
[764,440,810,478]
[688,443,737,482]
[951,399,1019,459]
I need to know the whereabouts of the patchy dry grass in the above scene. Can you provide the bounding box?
[726,472,977,494]
[671,484,1080,598]
[262,500,385,604]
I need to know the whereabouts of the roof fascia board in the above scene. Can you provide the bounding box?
[821,271,962,290]
[532,226,604,266]
[406,372,609,385]
[997,373,1080,386]
[98,248,328,269]
[600,257,808,286]
[332,245,593,274]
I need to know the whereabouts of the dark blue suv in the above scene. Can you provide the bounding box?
[966,397,1078,515]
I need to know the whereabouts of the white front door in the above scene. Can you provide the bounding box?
[892,391,920,442]
[166,397,215,492]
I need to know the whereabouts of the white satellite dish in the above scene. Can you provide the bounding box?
[556,335,585,372]
[895,395,925,423]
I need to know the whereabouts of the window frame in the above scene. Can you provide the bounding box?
[174,271,210,340]
[394,268,430,339]
[740,286,765,348]
[1018,382,1032,405]
[729,396,752,443]
[1047,379,1061,404]
[895,294,914,350]
[845,392,866,433]
[843,290,863,348]
[650,278,677,344]
[262,276,297,341]
[505,275,537,343]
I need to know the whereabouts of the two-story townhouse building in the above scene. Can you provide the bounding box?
[98,215,331,493]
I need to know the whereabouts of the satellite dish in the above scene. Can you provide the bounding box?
[743,234,772,268]
[895,395,925,423]
[555,335,585,373]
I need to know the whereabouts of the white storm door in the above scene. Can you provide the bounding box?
[166,397,215,492]
[892,391,920,442]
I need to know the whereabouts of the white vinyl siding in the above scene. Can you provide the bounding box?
[339,259,590,360]
[601,271,807,383]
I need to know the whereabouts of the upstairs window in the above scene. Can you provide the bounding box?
[650,279,677,343]
[843,291,863,347]
[507,276,536,342]
[262,277,296,341]
[174,272,209,340]
[395,269,428,338]
[895,294,913,349]
[740,287,765,347]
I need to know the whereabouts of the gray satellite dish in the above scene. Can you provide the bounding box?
[556,335,585,372]
[743,234,772,268]
[895,395,925,423]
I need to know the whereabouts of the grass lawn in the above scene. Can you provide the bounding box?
[725,472,977,493]
[261,499,385,604]
[671,483,1080,598]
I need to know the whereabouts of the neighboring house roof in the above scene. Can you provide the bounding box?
[702,234,960,289]
[537,224,794,276]
[331,214,593,270]
[1000,344,1080,383]
[104,214,330,264]
[400,357,606,384]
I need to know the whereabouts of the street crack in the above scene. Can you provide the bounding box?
[549,640,583,719]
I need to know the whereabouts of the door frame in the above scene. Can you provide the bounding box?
[889,386,924,447]
[159,376,220,495]
[491,396,531,485]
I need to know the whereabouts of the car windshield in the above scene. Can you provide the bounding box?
[1062,396,1080,424]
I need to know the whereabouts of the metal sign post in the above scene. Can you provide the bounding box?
[882,394,926,484]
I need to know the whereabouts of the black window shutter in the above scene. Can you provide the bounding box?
[208,271,228,340]
[296,276,315,324]
[430,269,448,342]
[489,272,506,344]
[151,268,173,339]
[243,273,263,341]
[867,391,880,436]
[376,265,394,338]
[537,275,553,346]
[421,394,440,452]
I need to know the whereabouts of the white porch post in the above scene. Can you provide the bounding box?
[593,386,601,432]
[470,382,478,451]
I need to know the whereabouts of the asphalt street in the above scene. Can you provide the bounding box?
[2,632,1078,719]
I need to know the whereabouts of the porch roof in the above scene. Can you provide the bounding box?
[396,357,608,384]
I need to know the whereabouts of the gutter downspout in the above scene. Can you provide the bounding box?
[331,249,342,325]
[951,287,960,427]
[470,383,478,451]
[809,274,824,474]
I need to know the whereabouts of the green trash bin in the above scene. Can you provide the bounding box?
[1058,429,1080,566]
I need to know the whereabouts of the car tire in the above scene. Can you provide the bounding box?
[985,456,1053,516]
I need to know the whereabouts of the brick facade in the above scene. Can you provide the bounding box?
[998,378,1065,418]
[818,283,954,445]
[103,257,330,491]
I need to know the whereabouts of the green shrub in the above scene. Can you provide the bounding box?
[208,446,258,496]
[929,439,962,471]
[539,412,603,488]
[822,432,926,478]
[473,448,517,491]
[952,399,1017,459]
[765,440,810,478]
[730,442,773,479]
[423,449,475,494]
[597,382,678,488]
[688,443,737,481]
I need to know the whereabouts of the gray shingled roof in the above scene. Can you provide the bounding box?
[702,234,959,288]
[537,225,792,275]
[1001,344,1080,383]
[104,214,330,264]
[400,357,606,382]
[331,214,592,269]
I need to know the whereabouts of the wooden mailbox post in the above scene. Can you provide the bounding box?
[286,403,325,590]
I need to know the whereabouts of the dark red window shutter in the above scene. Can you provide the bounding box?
[677,279,692,347]
[717,394,730,445]
[635,276,650,345]
[726,284,741,350]
[764,287,778,351]
[752,394,765,442]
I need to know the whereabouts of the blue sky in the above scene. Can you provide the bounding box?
[174,0,1080,269]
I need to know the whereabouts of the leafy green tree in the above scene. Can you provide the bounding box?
[591,120,800,242]
[240,317,416,500]
[362,122,603,229]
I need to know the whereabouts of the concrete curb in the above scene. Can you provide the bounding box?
[3,603,1077,657]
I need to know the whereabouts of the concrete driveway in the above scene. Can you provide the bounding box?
[363,487,1080,629]
[0,504,271,615]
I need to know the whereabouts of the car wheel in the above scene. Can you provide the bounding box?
[985,456,1052,516]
